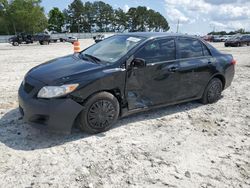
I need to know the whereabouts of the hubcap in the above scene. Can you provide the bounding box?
[207,82,221,102]
[87,100,116,129]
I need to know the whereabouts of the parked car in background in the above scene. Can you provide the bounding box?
[8,33,34,46]
[201,35,213,42]
[34,33,51,45]
[9,32,51,46]
[18,33,235,134]
[225,35,250,47]
[212,35,223,42]
[221,35,230,42]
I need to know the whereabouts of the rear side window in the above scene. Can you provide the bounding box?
[135,38,176,64]
[178,38,203,59]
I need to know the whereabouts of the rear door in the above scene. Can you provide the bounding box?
[126,37,180,110]
[176,37,215,100]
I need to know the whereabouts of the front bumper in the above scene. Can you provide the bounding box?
[18,76,84,134]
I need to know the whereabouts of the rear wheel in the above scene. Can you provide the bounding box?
[201,78,223,104]
[78,92,120,134]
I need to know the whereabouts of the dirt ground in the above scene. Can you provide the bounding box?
[0,39,249,188]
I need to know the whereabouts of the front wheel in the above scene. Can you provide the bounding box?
[78,92,120,134]
[201,78,223,104]
[12,41,19,46]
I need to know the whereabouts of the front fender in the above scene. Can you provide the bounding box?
[70,68,127,103]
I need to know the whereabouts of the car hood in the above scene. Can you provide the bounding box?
[28,54,103,84]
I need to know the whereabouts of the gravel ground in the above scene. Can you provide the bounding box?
[0,40,249,188]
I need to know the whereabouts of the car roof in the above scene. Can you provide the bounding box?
[118,32,198,39]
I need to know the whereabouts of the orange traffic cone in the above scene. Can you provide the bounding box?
[73,41,81,53]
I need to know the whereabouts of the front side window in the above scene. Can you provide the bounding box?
[135,38,176,64]
[82,35,145,64]
[202,43,211,56]
[178,38,203,59]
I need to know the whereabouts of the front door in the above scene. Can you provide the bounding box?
[125,38,181,110]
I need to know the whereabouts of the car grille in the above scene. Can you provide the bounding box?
[23,82,34,93]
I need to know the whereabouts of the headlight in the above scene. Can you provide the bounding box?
[37,84,79,99]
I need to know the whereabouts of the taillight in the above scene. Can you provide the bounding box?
[231,59,237,65]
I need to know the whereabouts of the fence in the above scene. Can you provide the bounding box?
[0,32,116,43]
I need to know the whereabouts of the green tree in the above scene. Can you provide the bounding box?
[235,28,246,34]
[82,1,95,32]
[63,1,169,33]
[0,0,10,34]
[64,0,84,32]
[92,1,114,32]
[208,29,250,36]
[48,7,64,32]
[64,1,115,32]
[0,0,47,34]
[114,8,128,32]
[127,6,169,32]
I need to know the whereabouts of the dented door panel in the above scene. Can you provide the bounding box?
[126,61,181,110]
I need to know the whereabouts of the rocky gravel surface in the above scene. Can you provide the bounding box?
[0,40,249,188]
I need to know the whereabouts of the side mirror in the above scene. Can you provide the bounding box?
[131,58,146,68]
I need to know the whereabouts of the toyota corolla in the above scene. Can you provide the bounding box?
[18,33,235,134]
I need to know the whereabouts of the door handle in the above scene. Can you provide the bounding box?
[168,66,179,72]
[208,61,212,65]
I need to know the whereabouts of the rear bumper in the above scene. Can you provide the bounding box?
[18,78,84,134]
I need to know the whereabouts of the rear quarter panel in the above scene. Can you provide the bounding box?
[214,54,235,89]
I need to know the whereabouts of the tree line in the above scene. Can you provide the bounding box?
[208,29,250,36]
[0,0,47,35]
[0,0,170,35]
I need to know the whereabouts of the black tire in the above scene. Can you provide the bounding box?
[12,41,19,46]
[201,78,223,104]
[78,92,120,134]
[40,41,49,45]
[60,38,65,42]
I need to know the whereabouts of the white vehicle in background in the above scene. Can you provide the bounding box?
[221,35,231,42]
[65,36,78,44]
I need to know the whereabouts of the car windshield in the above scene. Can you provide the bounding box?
[231,36,241,40]
[81,35,145,64]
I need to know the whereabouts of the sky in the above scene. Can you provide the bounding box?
[41,0,250,35]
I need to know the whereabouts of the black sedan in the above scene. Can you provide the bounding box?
[18,33,235,134]
[225,35,250,47]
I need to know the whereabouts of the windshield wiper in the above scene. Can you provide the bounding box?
[83,53,101,64]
